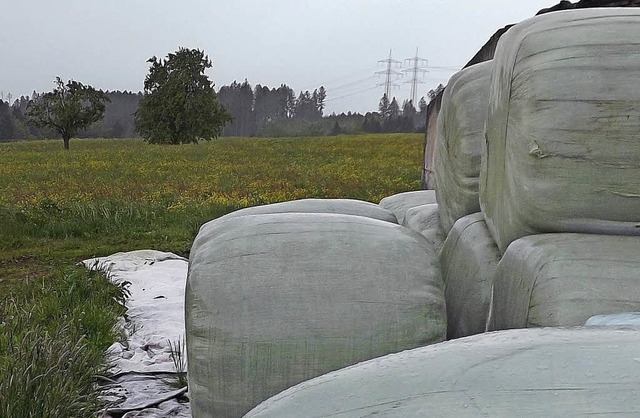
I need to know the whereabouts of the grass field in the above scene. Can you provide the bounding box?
[0,134,423,263]
[0,133,424,415]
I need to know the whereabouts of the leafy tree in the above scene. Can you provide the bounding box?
[26,77,109,149]
[134,47,231,144]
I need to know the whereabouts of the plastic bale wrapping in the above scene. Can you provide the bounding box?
[245,328,640,418]
[481,9,640,253]
[186,212,446,418]
[490,233,640,331]
[440,213,502,339]
[378,190,436,224]
[434,61,492,234]
[402,203,446,253]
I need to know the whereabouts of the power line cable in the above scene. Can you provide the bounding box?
[325,85,380,103]
[328,75,377,92]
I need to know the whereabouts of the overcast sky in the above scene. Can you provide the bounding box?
[2,0,556,115]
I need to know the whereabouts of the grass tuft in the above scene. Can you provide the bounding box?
[167,336,188,389]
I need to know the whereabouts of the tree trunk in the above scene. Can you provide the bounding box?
[63,135,70,150]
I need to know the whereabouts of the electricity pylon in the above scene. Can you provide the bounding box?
[376,49,403,98]
[404,47,429,104]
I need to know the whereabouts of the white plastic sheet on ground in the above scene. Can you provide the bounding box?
[481,9,640,252]
[434,61,492,234]
[378,190,436,224]
[440,213,501,339]
[490,234,640,330]
[402,203,446,253]
[83,250,190,417]
[245,327,640,417]
[187,212,446,418]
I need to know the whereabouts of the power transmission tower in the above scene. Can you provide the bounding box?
[404,47,429,105]
[375,49,403,98]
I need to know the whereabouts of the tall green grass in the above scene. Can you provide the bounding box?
[0,266,128,417]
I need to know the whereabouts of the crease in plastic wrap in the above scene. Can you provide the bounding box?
[481,9,640,252]
[440,213,502,339]
[244,327,640,417]
[187,212,446,418]
[490,233,640,330]
[434,61,492,234]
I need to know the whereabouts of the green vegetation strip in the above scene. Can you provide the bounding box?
[0,265,128,418]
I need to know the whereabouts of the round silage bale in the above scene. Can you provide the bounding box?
[490,233,640,331]
[245,327,640,417]
[186,212,446,418]
[434,61,492,234]
[192,199,396,259]
[440,213,501,339]
[481,9,640,253]
[402,203,446,253]
[379,190,436,224]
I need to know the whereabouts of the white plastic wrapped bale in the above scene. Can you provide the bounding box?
[378,190,436,224]
[440,213,502,339]
[245,327,640,417]
[434,61,492,234]
[481,9,640,253]
[491,234,640,330]
[402,203,446,252]
[187,212,446,418]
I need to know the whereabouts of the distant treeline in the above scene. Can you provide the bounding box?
[217,80,429,137]
[0,91,141,141]
[0,81,435,141]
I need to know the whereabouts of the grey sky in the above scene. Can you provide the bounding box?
[2,1,554,115]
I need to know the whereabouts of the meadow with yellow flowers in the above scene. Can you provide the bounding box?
[0,134,423,260]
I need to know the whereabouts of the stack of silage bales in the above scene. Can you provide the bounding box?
[482,8,640,329]
[186,199,446,417]
[185,9,640,417]
[429,8,640,335]
[238,9,640,416]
